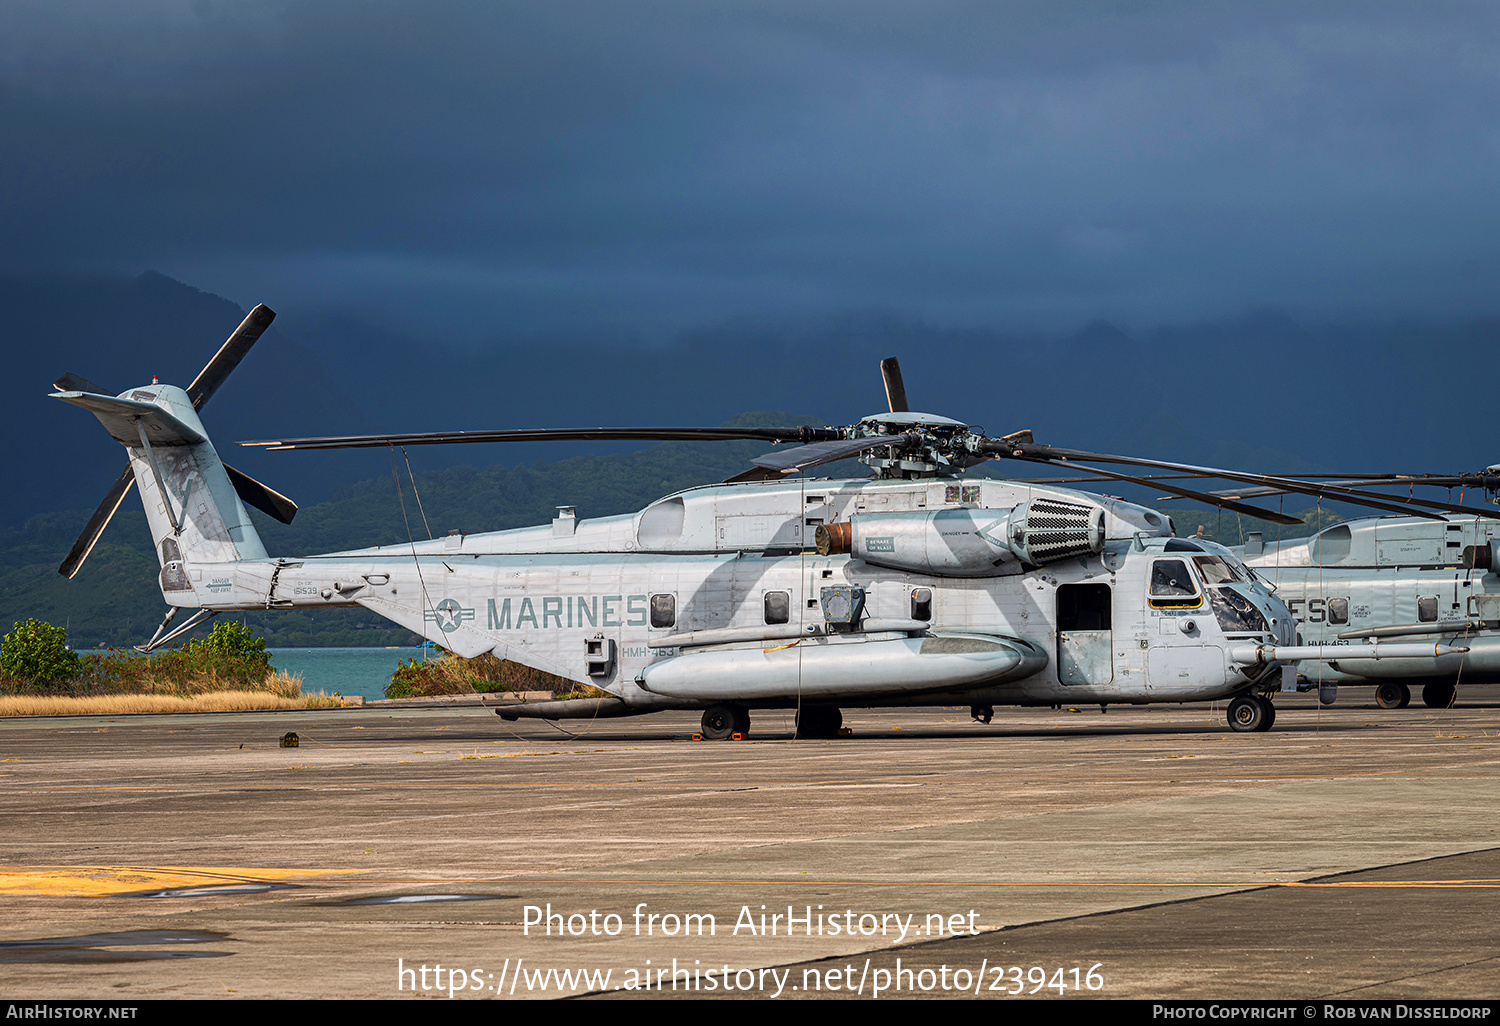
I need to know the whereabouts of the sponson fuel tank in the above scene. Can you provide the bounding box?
[637,631,1047,700]
[816,499,1107,577]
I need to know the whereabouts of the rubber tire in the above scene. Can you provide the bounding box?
[1227,695,1267,733]
[731,706,751,737]
[796,706,843,739]
[1260,697,1276,731]
[1422,683,1456,709]
[1375,682,1410,710]
[701,704,739,740]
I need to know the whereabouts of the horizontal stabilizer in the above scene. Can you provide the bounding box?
[53,372,113,396]
[52,391,206,447]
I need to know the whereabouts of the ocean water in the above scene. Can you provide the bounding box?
[268,647,428,700]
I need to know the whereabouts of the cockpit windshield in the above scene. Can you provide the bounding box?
[1192,555,1242,585]
[1207,586,1270,634]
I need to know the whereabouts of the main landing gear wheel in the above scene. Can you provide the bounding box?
[1422,682,1456,708]
[701,704,746,740]
[795,706,842,739]
[1375,682,1411,709]
[1227,695,1274,733]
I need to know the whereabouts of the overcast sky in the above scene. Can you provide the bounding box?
[4,1,1500,344]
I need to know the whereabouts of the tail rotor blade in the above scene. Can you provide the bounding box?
[186,304,276,410]
[58,465,136,579]
[880,357,909,413]
[223,462,298,524]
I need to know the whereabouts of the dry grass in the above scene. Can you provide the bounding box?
[0,627,345,715]
[0,688,342,717]
[72,649,295,695]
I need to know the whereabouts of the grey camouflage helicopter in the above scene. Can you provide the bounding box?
[1239,510,1500,710]
[1177,471,1500,711]
[53,307,1474,737]
[1028,467,1500,710]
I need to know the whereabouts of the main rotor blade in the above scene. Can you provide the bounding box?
[750,433,920,475]
[186,304,276,410]
[58,466,136,578]
[240,425,841,451]
[1020,458,1304,526]
[880,357,909,413]
[223,462,298,524]
[1193,474,1500,501]
[1019,471,1500,489]
[1005,444,1491,521]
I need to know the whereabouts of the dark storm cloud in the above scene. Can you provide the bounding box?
[3,1,1500,336]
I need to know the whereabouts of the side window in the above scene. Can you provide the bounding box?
[1327,597,1349,625]
[1057,583,1111,631]
[1150,559,1201,607]
[1418,596,1438,623]
[649,593,676,629]
[910,587,933,622]
[764,591,790,625]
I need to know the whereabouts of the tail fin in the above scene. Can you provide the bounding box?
[52,303,293,588]
[55,383,267,603]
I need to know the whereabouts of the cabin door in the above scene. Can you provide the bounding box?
[1056,583,1113,686]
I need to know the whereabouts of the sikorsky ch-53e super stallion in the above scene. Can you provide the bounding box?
[1182,470,1500,711]
[1022,467,1500,712]
[1240,510,1500,710]
[52,306,1479,737]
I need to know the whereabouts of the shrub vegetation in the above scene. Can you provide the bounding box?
[385,651,597,700]
[0,618,321,706]
[0,618,81,689]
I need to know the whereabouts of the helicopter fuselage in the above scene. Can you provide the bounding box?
[175,473,1297,715]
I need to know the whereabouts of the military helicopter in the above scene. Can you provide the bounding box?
[52,306,1474,738]
[1026,467,1500,710]
[1210,469,1500,710]
[1236,510,1500,709]
[1175,472,1500,711]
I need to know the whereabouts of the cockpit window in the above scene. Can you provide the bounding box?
[1192,555,1241,585]
[1150,559,1201,607]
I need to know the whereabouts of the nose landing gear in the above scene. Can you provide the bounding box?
[1227,694,1276,733]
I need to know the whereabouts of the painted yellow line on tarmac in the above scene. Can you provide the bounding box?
[0,865,363,896]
